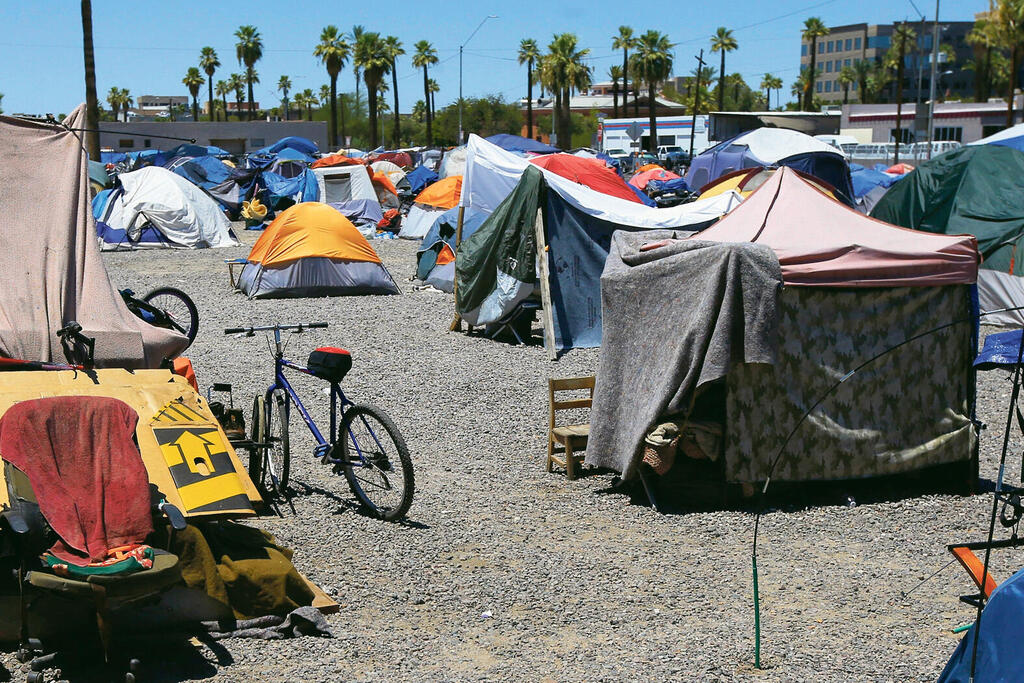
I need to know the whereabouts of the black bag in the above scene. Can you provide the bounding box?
[307,347,352,383]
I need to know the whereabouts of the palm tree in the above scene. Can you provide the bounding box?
[234,25,263,120]
[413,99,427,123]
[967,18,998,102]
[183,67,205,121]
[355,32,391,149]
[384,36,405,146]
[766,74,782,110]
[542,33,591,149]
[319,84,331,108]
[837,65,856,105]
[609,65,624,118]
[888,23,916,162]
[118,88,132,121]
[613,26,636,118]
[991,0,1024,126]
[229,72,245,118]
[427,78,439,124]
[314,25,350,149]
[518,38,541,138]
[759,73,773,109]
[412,41,439,145]
[199,47,219,121]
[801,17,829,110]
[710,27,738,111]
[633,30,674,152]
[301,88,315,120]
[81,0,100,159]
[277,75,291,120]
[215,80,230,120]
[106,86,122,121]
[851,59,873,103]
[347,25,366,114]
[791,70,812,103]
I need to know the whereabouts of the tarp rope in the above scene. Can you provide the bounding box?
[751,303,1024,670]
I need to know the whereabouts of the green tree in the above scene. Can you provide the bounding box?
[760,73,782,110]
[355,31,391,149]
[541,33,591,149]
[967,18,999,102]
[277,75,291,121]
[837,65,856,105]
[428,78,439,122]
[633,30,674,152]
[347,25,366,114]
[234,25,263,120]
[301,88,316,120]
[384,36,405,146]
[183,67,205,121]
[229,73,246,118]
[81,0,100,160]
[106,86,123,121]
[710,27,738,111]
[990,0,1024,126]
[612,26,636,117]
[215,79,231,120]
[801,17,829,110]
[518,38,541,138]
[412,41,439,145]
[314,25,350,148]
[432,95,522,145]
[886,23,915,162]
[199,47,220,121]
[852,59,873,103]
[610,65,623,117]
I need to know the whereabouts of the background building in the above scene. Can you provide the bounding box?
[799,22,975,105]
[98,120,328,155]
[839,100,1019,143]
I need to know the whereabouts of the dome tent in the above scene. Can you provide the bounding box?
[236,203,399,299]
[398,176,463,240]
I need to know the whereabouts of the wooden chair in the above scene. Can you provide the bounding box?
[546,376,595,480]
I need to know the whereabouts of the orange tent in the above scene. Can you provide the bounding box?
[247,203,382,267]
[635,163,664,173]
[312,154,366,169]
[414,176,463,209]
[371,172,399,198]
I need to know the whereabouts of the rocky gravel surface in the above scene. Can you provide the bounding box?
[4,230,1024,682]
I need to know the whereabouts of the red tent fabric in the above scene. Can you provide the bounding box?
[885,162,915,175]
[693,167,978,287]
[530,154,642,203]
[628,168,681,190]
[369,151,413,168]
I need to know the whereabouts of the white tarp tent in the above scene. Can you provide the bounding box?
[313,165,378,204]
[398,204,447,239]
[98,166,238,250]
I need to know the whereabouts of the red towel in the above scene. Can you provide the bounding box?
[0,396,153,565]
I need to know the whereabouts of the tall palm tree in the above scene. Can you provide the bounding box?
[710,27,738,111]
[991,0,1024,126]
[81,0,100,159]
[967,18,998,102]
[234,25,263,120]
[384,36,405,146]
[355,32,391,149]
[199,47,219,121]
[801,17,829,111]
[609,65,624,118]
[413,99,427,123]
[319,84,331,108]
[314,25,350,149]
[633,30,674,152]
[427,78,439,124]
[612,26,636,118]
[851,59,872,103]
[229,72,245,118]
[302,88,315,120]
[837,65,856,105]
[106,86,122,122]
[888,23,916,162]
[347,25,366,114]
[791,70,812,103]
[543,33,591,149]
[277,75,291,121]
[183,67,205,121]
[215,80,230,121]
[412,41,439,145]
[759,73,773,109]
[518,38,541,138]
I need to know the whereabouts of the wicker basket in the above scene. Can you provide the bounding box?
[642,437,678,475]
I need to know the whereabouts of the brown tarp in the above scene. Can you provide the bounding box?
[0,105,187,367]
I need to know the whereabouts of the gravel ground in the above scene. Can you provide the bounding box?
[4,229,1024,682]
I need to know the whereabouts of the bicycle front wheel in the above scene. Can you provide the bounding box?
[142,287,199,346]
[263,390,291,495]
[248,394,266,486]
[339,404,414,521]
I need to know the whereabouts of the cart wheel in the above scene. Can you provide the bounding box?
[142,287,199,346]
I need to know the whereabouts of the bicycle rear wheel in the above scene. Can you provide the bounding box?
[142,287,199,345]
[248,395,266,487]
[263,390,291,495]
[339,404,414,521]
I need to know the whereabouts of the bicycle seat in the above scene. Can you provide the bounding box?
[307,347,352,383]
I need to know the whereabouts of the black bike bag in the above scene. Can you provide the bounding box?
[307,347,352,383]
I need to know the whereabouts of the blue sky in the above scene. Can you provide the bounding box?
[0,0,990,116]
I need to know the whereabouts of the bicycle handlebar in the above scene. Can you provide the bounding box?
[224,322,329,335]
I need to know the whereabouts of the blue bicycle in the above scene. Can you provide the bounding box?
[224,322,414,521]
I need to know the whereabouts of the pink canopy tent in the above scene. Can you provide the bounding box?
[693,167,979,287]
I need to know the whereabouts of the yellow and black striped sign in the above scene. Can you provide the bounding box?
[153,425,252,514]
[152,400,209,424]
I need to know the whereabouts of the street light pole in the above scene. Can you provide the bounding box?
[926,0,940,159]
[459,14,498,145]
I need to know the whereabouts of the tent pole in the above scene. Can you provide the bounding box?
[533,208,557,360]
[449,206,467,332]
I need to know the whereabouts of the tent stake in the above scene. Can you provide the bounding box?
[449,206,466,332]
[533,208,557,360]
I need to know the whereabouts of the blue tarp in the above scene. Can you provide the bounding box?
[253,136,319,157]
[100,151,128,164]
[95,221,176,249]
[850,165,900,198]
[405,165,439,195]
[416,207,486,280]
[274,146,316,163]
[329,199,385,233]
[485,134,559,155]
[91,189,114,220]
[939,566,1024,682]
[627,183,657,207]
[645,177,690,194]
[170,156,259,216]
[974,329,1024,370]
[263,169,319,207]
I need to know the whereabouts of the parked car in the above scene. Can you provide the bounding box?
[657,145,690,169]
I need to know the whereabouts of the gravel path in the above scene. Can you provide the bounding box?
[4,230,1024,682]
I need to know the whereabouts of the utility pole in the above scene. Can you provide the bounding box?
[458,15,498,145]
[926,0,940,159]
[689,49,706,161]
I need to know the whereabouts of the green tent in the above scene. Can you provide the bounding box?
[870,145,1024,325]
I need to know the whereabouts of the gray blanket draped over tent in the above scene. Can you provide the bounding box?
[586,232,782,479]
[0,106,188,367]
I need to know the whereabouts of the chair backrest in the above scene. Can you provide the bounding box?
[548,376,596,428]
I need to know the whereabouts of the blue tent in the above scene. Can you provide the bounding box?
[485,134,559,155]
[95,221,176,250]
[644,177,689,195]
[100,151,128,164]
[328,199,384,235]
[170,155,259,217]
[274,146,316,163]
[970,123,1024,152]
[850,163,901,198]
[415,206,487,291]
[262,169,319,208]
[254,136,319,157]
[405,165,439,195]
[939,567,1024,682]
